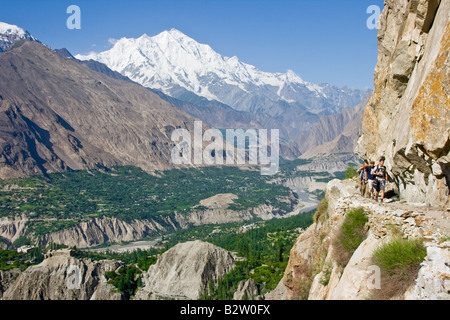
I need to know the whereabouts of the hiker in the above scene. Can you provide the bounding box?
[357,164,368,197]
[372,157,388,203]
[366,161,376,199]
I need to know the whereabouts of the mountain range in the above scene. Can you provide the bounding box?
[0,22,371,179]
[76,29,368,115]
[76,29,371,142]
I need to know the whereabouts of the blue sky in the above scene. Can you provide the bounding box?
[0,0,384,89]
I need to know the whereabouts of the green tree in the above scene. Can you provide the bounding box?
[345,165,358,179]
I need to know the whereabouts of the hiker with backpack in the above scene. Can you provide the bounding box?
[372,157,388,203]
[366,160,375,199]
[357,163,368,197]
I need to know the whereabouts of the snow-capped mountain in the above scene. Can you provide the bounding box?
[0,22,39,52]
[76,29,370,116]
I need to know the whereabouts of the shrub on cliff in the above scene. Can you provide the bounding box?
[332,208,369,267]
[313,197,329,224]
[370,238,426,300]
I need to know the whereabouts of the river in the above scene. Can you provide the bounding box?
[84,238,161,253]
[295,188,320,213]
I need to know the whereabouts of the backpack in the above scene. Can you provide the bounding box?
[373,165,386,180]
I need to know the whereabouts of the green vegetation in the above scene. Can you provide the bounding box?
[333,171,347,181]
[332,208,369,267]
[0,166,293,237]
[0,244,58,271]
[105,265,143,300]
[0,243,159,298]
[0,249,26,271]
[277,158,312,175]
[371,238,427,300]
[319,264,333,286]
[373,238,426,272]
[12,236,32,248]
[74,247,158,272]
[339,208,369,251]
[345,165,358,179]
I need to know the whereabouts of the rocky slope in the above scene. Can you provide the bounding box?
[2,249,123,300]
[279,178,449,300]
[296,98,367,157]
[55,48,133,83]
[150,89,297,142]
[0,215,28,247]
[296,153,362,173]
[355,0,450,207]
[299,99,367,159]
[135,240,235,300]
[0,40,199,179]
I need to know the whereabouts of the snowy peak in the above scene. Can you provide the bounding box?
[0,22,28,36]
[76,29,311,101]
[76,29,370,115]
[0,22,39,51]
[159,28,193,40]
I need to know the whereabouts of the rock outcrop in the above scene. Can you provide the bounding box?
[134,240,235,300]
[233,279,260,300]
[355,0,450,207]
[1,242,236,300]
[0,269,21,298]
[0,215,28,246]
[2,249,123,300]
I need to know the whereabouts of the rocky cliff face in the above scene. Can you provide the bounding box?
[135,240,235,300]
[355,0,450,207]
[280,179,450,300]
[2,249,123,300]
